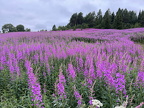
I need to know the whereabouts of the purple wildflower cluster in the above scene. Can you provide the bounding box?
[25,60,44,108]
[115,73,126,94]
[0,28,144,107]
[136,72,144,87]
[55,66,67,99]
[8,53,21,80]
[68,63,76,80]
[73,85,83,105]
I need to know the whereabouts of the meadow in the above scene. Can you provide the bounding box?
[0,28,144,108]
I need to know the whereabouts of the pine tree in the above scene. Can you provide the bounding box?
[138,10,144,26]
[69,13,78,27]
[129,11,137,24]
[52,25,57,31]
[114,8,123,29]
[77,12,84,25]
[102,9,111,29]
[111,12,115,28]
[84,11,96,28]
[95,9,103,28]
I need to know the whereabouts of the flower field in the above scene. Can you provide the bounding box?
[0,28,144,108]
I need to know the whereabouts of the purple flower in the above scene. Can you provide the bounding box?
[8,53,21,80]
[115,73,126,94]
[56,66,67,99]
[58,68,66,83]
[57,82,66,99]
[68,63,76,80]
[74,89,82,105]
[136,72,144,87]
[96,60,104,78]
[104,71,115,88]
[78,57,84,69]
[25,60,44,108]
[89,96,93,105]
[84,69,89,77]
[89,61,96,80]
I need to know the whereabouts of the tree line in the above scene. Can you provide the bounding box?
[52,8,144,31]
[1,24,31,33]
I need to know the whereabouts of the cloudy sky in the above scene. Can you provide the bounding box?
[0,0,144,31]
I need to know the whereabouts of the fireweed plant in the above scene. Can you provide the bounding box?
[0,28,144,108]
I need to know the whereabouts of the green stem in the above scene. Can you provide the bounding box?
[108,87,112,107]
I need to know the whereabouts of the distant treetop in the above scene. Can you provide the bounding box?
[52,8,144,31]
[1,24,31,33]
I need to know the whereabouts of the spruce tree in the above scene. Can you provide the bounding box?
[77,12,84,25]
[69,13,78,27]
[84,11,96,28]
[52,25,57,31]
[114,8,123,29]
[102,9,111,29]
[95,9,103,28]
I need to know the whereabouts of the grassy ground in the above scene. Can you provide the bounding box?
[135,43,144,50]
[140,43,144,48]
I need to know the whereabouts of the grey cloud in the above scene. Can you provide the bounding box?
[35,24,47,30]
[80,3,98,15]
[0,0,144,31]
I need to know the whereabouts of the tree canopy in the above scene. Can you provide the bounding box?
[16,24,25,32]
[54,8,144,31]
[1,24,30,33]
[2,24,17,33]
[52,25,57,31]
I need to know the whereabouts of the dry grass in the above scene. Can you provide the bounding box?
[135,43,144,50]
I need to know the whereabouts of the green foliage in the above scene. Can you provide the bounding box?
[134,23,141,28]
[131,33,144,43]
[81,23,89,29]
[1,24,31,33]
[71,37,107,43]
[138,10,144,26]
[57,26,67,31]
[69,13,78,27]
[55,8,144,30]
[95,9,103,28]
[25,28,31,32]
[16,24,25,32]
[114,8,123,29]
[102,9,111,29]
[0,69,11,93]
[77,12,84,25]
[52,25,57,31]
[2,24,17,33]
[84,11,96,28]
[39,29,47,31]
